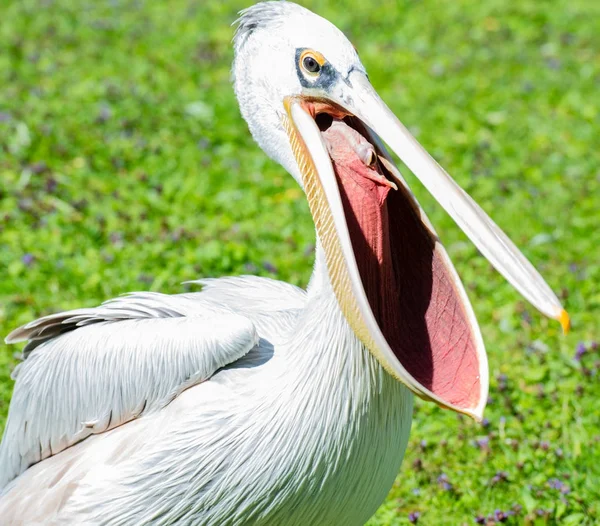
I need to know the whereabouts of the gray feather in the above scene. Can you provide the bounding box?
[234,1,296,49]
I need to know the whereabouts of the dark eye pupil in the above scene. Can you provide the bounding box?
[303,56,320,73]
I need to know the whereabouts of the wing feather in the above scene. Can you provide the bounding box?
[0,292,258,488]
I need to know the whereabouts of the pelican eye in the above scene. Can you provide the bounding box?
[299,50,325,77]
[303,55,320,74]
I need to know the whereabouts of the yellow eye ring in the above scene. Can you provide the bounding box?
[299,50,326,76]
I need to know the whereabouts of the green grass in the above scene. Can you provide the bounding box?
[1,0,598,524]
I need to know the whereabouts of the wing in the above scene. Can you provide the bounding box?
[183,275,306,345]
[186,275,306,313]
[0,292,258,488]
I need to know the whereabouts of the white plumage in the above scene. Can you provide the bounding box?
[0,2,566,524]
[1,292,259,487]
[1,254,412,524]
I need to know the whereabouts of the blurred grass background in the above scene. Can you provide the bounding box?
[0,0,598,524]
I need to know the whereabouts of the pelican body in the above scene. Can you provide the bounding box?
[0,2,567,524]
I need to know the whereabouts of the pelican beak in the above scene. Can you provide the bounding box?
[282,71,568,421]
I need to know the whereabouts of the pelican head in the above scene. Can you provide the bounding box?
[233,1,568,420]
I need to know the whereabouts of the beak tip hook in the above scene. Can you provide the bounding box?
[558,309,571,335]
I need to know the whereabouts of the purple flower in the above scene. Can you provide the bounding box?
[474,515,485,524]
[22,253,34,266]
[408,511,421,523]
[262,261,277,273]
[45,177,58,193]
[575,342,586,361]
[437,473,453,491]
[548,478,570,494]
[109,231,124,247]
[497,374,508,391]
[137,274,153,285]
[474,436,490,450]
[536,384,545,398]
[96,103,112,123]
[548,478,562,489]
[494,509,508,522]
[481,418,490,428]
[491,471,508,485]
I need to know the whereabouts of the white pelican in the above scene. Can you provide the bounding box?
[0,2,568,524]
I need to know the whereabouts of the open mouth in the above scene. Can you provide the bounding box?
[282,82,566,419]
[307,102,482,411]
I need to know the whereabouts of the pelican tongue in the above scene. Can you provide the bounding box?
[321,119,483,411]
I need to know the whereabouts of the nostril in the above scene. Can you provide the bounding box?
[315,113,333,131]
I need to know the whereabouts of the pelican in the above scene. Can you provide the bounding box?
[0,2,568,524]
